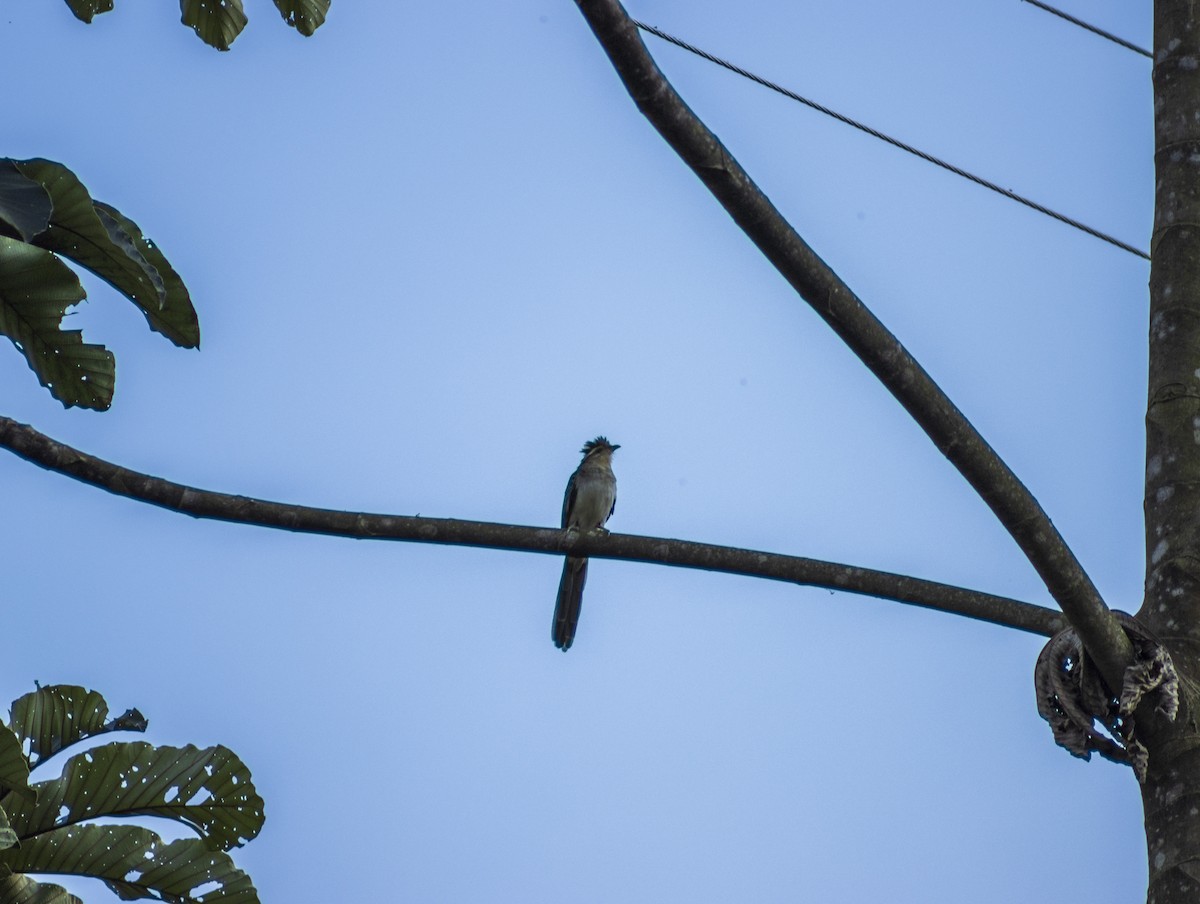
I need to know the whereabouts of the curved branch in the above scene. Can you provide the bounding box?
[0,416,1062,636]
[572,0,1128,681]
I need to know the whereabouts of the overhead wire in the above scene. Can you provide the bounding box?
[630,19,1149,261]
[1019,0,1151,58]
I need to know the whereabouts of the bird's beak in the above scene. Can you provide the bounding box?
[611,444,621,451]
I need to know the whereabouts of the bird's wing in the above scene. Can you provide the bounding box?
[562,471,578,528]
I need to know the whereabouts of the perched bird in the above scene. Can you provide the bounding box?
[552,436,619,651]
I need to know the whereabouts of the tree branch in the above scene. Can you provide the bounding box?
[572,0,1129,681]
[0,416,1062,636]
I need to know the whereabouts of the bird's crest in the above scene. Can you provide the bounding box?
[581,436,619,455]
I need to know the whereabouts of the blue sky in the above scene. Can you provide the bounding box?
[4,0,1151,900]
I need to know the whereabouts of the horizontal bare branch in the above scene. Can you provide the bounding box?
[0,416,1062,636]
[572,0,1128,681]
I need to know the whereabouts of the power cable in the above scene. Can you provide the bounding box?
[632,19,1149,261]
[1020,0,1151,58]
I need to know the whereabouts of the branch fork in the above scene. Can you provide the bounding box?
[1035,612,1180,782]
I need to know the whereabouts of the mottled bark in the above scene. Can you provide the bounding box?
[1142,3,1200,900]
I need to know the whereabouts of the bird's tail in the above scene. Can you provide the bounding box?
[552,556,589,651]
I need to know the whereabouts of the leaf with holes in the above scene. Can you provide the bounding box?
[11,158,199,348]
[8,685,147,770]
[0,236,114,410]
[5,742,263,853]
[4,825,258,904]
[272,0,329,35]
[180,0,248,51]
[0,687,262,901]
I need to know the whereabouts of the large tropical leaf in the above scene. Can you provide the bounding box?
[180,0,248,51]
[0,723,32,801]
[107,835,257,903]
[11,160,164,304]
[0,714,33,856]
[0,163,52,243]
[11,159,199,348]
[6,742,263,852]
[5,825,257,904]
[0,687,262,902]
[0,875,82,904]
[273,0,329,35]
[9,686,147,770]
[62,0,114,23]
[0,236,113,410]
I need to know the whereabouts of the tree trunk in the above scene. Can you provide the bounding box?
[1142,2,1200,899]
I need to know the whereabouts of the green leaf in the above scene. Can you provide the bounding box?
[5,825,258,904]
[14,160,167,308]
[62,0,114,23]
[93,202,200,347]
[0,163,52,243]
[0,236,114,410]
[6,742,264,852]
[0,805,19,851]
[272,0,329,36]
[0,875,82,904]
[8,686,145,770]
[0,690,260,900]
[12,159,200,348]
[180,0,248,51]
[0,724,32,800]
